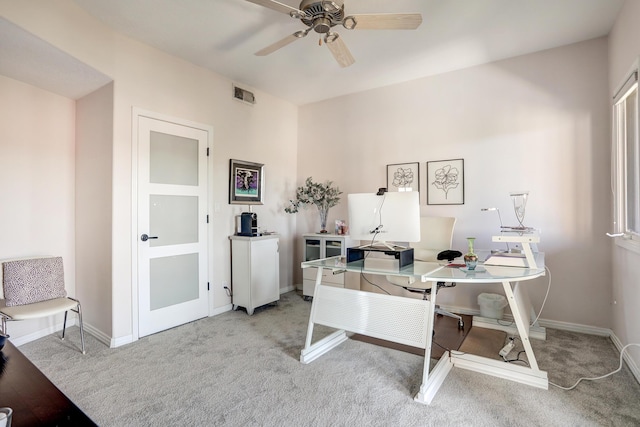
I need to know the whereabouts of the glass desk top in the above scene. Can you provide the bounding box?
[301,251,545,285]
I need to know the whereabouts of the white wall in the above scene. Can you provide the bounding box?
[298,37,612,328]
[1,0,632,353]
[1,0,299,345]
[607,0,640,373]
[108,31,298,341]
[0,74,77,338]
[76,82,114,338]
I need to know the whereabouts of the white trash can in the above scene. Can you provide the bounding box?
[477,293,508,319]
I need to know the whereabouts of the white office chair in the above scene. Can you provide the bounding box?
[386,216,464,329]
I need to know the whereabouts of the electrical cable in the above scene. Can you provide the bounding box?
[432,338,455,354]
[504,350,529,366]
[500,336,530,366]
[358,228,392,295]
[497,319,515,327]
[530,265,552,327]
[360,273,390,295]
[549,343,640,390]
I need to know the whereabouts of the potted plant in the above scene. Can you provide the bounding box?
[285,177,342,233]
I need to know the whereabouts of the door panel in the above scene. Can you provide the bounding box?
[137,115,209,337]
[150,253,199,310]
[149,195,199,247]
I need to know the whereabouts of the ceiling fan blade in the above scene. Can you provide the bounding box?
[344,13,423,30]
[255,33,303,56]
[325,34,355,68]
[245,0,306,17]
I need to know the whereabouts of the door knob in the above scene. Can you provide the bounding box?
[141,234,158,242]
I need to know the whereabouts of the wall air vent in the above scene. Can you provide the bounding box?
[233,85,256,105]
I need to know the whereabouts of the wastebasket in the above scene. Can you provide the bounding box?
[477,293,508,319]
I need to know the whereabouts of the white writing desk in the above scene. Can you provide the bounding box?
[300,253,547,404]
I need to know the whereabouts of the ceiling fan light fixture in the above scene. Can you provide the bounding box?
[342,15,357,30]
[321,1,341,13]
[290,10,306,19]
[324,32,339,44]
[294,29,308,38]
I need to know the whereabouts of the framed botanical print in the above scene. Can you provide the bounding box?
[427,158,464,205]
[386,162,419,193]
[229,159,264,205]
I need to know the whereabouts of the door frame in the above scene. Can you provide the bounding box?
[131,107,214,341]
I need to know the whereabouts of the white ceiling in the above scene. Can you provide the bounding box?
[1,1,626,104]
[0,17,112,99]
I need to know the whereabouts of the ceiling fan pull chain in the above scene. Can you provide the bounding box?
[319,37,322,46]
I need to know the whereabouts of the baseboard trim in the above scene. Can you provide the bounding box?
[82,323,112,347]
[11,319,74,347]
[440,304,613,337]
[211,304,232,316]
[280,285,295,294]
[110,334,134,348]
[609,333,640,385]
[537,318,612,337]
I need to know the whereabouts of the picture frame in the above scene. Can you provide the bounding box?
[386,162,419,193]
[427,158,464,205]
[229,159,264,205]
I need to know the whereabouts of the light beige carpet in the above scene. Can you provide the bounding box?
[16,291,640,426]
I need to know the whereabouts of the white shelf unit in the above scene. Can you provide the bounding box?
[302,234,357,299]
[229,234,280,315]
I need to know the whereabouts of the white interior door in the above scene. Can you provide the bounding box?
[137,115,209,337]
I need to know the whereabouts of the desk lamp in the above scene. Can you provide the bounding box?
[481,208,510,252]
[510,191,529,230]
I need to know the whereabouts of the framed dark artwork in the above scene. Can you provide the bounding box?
[386,162,419,193]
[229,159,264,205]
[427,158,464,205]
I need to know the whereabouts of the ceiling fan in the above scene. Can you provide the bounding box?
[247,0,422,67]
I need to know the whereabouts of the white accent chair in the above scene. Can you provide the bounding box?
[0,257,86,354]
[385,216,464,329]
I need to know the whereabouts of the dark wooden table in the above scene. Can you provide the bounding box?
[0,341,96,426]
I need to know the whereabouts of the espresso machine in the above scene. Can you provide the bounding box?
[237,212,258,236]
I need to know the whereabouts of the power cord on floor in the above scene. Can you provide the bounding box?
[501,336,530,366]
[549,343,640,390]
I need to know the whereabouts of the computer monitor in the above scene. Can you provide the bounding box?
[347,191,421,249]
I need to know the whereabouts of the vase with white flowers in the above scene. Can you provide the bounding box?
[284,177,342,233]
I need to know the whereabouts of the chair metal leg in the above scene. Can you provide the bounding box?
[68,297,86,354]
[1,315,7,335]
[76,301,86,355]
[62,311,68,340]
[435,307,464,329]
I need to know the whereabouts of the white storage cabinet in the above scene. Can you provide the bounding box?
[302,233,357,300]
[230,234,280,315]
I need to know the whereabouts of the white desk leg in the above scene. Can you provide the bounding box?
[300,268,348,364]
[303,267,324,349]
[415,281,453,405]
[501,280,539,371]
